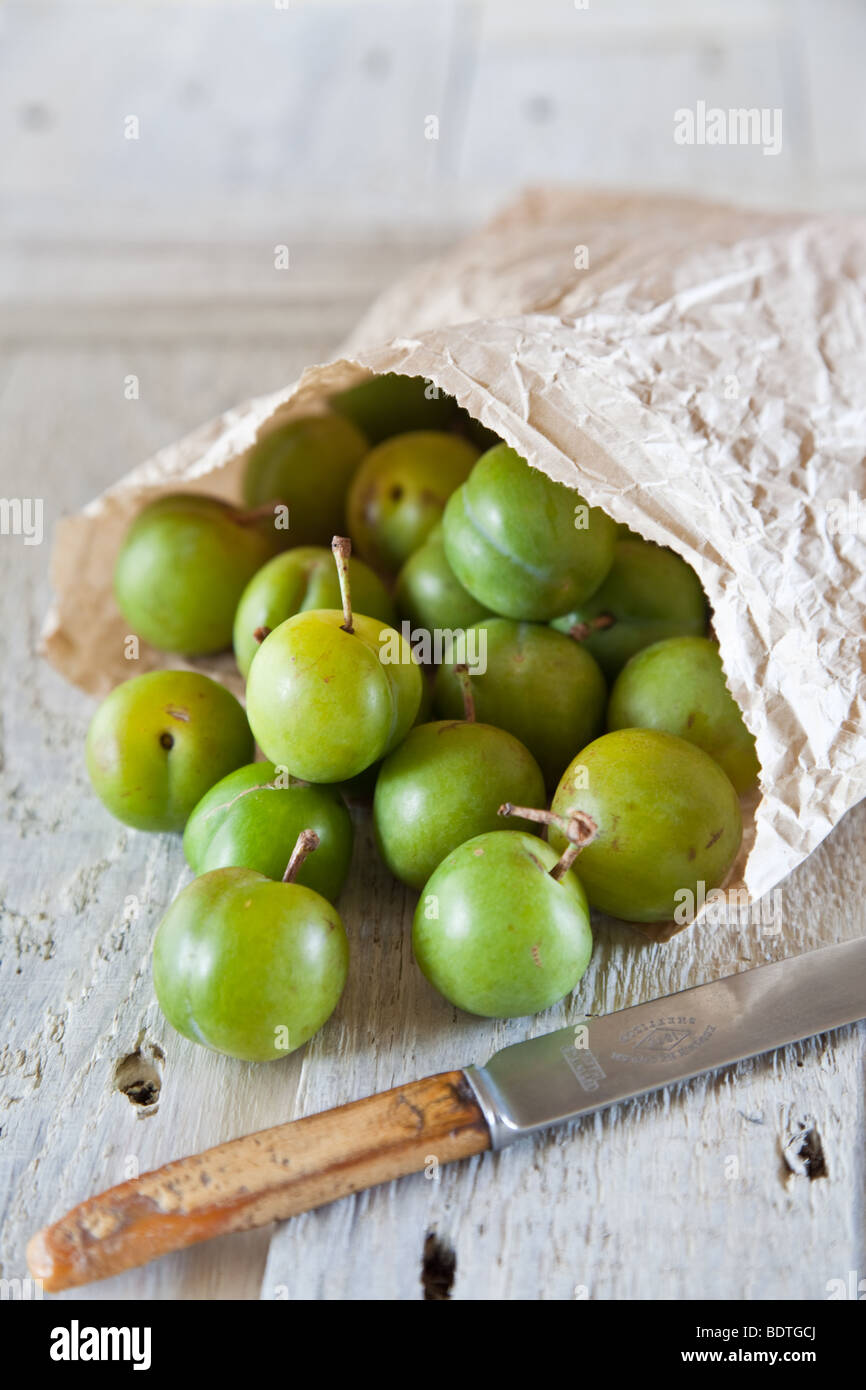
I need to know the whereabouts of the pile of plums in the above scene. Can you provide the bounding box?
[85,374,758,1060]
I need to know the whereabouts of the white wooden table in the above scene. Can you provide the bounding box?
[1,0,864,1301]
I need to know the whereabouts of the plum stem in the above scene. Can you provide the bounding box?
[332,535,354,634]
[253,626,271,644]
[282,829,320,884]
[454,664,476,723]
[498,803,598,882]
[568,612,615,642]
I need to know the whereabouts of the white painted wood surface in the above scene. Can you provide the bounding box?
[1,0,864,1302]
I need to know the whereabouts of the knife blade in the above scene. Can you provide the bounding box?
[465,936,866,1147]
[28,938,866,1291]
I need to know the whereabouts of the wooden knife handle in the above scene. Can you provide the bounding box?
[27,1070,490,1293]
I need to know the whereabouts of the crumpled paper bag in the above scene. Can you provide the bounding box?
[42,189,866,934]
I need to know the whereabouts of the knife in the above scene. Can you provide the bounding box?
[27,937,866,1292]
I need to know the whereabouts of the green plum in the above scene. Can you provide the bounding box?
[551,537,707,681]
[607,635,760,794]
[373,668,546,890]
[115,494,285,655]
[347,431,479,574]
[413,830,593,1018]
[233,545,395,678]
[443,445,616,621]
[550,729,742,923]
[246,538,422,782]
[395,525,493,635]
[330,373,456,443]
[183,761,353,900]
[153,831,349,1061]
[434,619,606,789]
[86,670,254,832]
[242,414,368,546]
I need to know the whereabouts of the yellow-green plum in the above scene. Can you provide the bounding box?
[607,635,760,794]
[86,670,254,832]
[552,537,707,681]
[373,690,547,891]
[347,431,478,574]
[233,545,395,678]
[395,525,493,635]
[183,762,353,901]
[242,415,368,546]
[330,373,456,443]
[435,619,606,789]
[443,445,616,621]
[550,729,742,923]
[246,540,422,782]
[114,494,285,655]
[412,831,593,1018]
[153,832,348,1061]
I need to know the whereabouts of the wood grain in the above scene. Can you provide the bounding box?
[27,1071,489,1292]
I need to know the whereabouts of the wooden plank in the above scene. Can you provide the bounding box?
[2,0,864,255]
[0,1,467,242]
[462,7,800,205]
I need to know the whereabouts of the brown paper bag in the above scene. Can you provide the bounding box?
[42,189,866,936]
